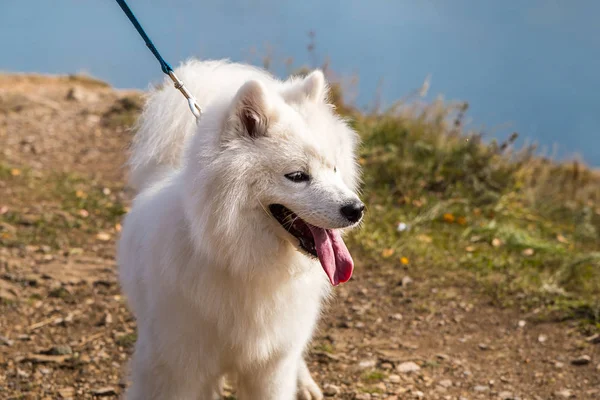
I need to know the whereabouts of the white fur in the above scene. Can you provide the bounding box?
[118,59,362,399]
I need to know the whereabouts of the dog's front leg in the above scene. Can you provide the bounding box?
[297,357,323,400]
[237,354,299,400]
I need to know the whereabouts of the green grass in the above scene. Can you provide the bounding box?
[361,369,387,383]
[333,91,600,327]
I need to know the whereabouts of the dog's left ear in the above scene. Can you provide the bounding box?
[229,80,272,139]
[284,70,327,103]
[301,70,327,102]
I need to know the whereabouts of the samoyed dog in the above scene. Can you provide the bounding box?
[117,60,364,400]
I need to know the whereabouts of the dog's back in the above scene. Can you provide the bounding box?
[128,60,273,190]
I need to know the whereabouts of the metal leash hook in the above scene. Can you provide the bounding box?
[168,71,202,121]
[115,0,202,122]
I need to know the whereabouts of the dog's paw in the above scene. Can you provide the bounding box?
[297,379,323,400]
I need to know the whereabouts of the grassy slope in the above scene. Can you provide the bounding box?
[333,86,600,328]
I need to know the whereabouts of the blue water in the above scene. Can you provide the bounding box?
[1,1,599,165]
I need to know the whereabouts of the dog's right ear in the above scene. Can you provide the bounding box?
[228,80,273,139]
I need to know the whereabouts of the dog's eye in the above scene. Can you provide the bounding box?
[285,171,310,183]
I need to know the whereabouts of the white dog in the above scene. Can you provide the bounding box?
[117,59,364,400]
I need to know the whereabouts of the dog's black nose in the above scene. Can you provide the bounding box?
[340,201,365,223]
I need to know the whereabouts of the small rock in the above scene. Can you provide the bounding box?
[585,334,600,344]
[571,355,591,366]
[474,385,489,392]
[58,387,75,399]
[554,361,565,369]
[381,362,393,370]
[66,87,84,101]
[17,368,30,378]
[0,335,14,346]
[390,313,403,321]
[66,86,97,103]
[397,222,409,232]
[354,393,371,400]
[98,313,113,326]
[499,391,514,400]
[92,387,117,397]
[323,384,340,396]
[96,232,111,242]
[41,345,73,356]
[396,361,420,373]
[478,343,489,350]
[388,374,401,383]
[0,279,20,301]
[401,276,413,287]
[554,389,573,398]
[522,248,534,256]
[518,320,526,328]
[359,359,377,369]
[538,334,547,343]
[439,379,452,388]
[413,391,424,398]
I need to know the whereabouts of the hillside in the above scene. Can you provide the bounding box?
[0,73,599,399]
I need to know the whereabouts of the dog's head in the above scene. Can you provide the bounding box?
[186,71,363,285]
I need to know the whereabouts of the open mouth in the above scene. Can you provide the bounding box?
[269,204,317,257]
[269,204,354,286]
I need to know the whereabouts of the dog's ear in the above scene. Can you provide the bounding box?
[283,70,328,103]
[229,80,272,139]
[301,70,327,102]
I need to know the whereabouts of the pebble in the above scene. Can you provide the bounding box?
[0,335,14,346]
[388,374,401,383]
[473,385,489,392]
[571,355,591,366]
[390,313,403,321]
[396,361,420,373]
[92,387,117,396]
[585,333,600,344]
[354,393,371,400]
[438,379,452,388]
[323,384,340,396]
[43,345,73,356]
[499,391,514,399]
[554,389,573,398]
[359,359,377,369]
[58,387,75,399]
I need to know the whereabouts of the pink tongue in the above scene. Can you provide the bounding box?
[307,226,354,286]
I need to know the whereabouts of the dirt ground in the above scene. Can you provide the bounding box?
[0,75,599,400]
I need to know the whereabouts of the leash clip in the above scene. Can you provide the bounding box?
[168,71,202,122]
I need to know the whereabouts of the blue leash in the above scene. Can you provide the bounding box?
[114,0,202,120]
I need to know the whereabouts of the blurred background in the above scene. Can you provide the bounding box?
[2,0,600,164]
[1,2,599,399]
